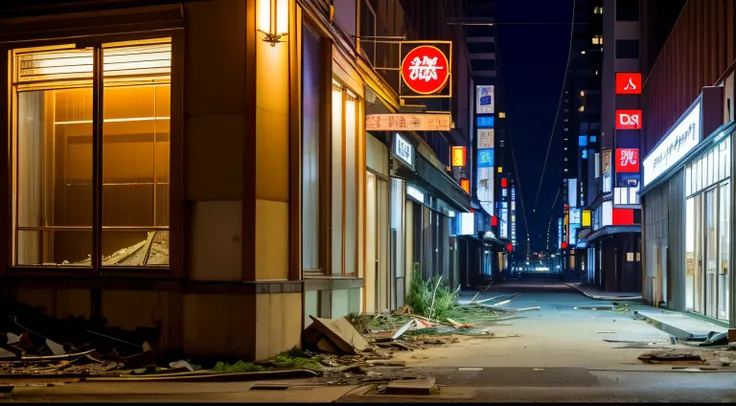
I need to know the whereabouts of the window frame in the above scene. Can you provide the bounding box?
[2,30,184,277]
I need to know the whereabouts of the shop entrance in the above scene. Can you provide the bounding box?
[685,182,730,322]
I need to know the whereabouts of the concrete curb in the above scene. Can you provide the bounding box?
[564,283,642,301]
[631,310,692,340]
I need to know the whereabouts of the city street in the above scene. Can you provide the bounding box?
[5,278,735,403]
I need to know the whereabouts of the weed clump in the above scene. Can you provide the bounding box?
[406,263,459,320]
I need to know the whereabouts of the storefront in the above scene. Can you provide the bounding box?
[683,134,731,321]
[641,87,735,326]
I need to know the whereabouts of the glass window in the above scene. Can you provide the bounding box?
[685,165,691,196]
[616,0,639,21]
[302,23,321,270]
[719,183,730,321]
[344,97,357,276]
[331,87,343,275]
[615,39,639,59]
[102,41,171,267]
[12,39,172,268]
[685,197,695,311]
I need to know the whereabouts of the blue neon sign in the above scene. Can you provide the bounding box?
[476,115,494,129]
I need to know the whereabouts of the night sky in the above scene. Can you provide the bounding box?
[495,0,575,252]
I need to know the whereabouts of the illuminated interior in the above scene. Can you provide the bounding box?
[12,39,171,267]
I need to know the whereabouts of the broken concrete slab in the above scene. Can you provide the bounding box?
[308,316,370,354]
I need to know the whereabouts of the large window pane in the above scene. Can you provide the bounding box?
[13,47,93,266]
[302,24,321,270]
[101,40,171,267]
[685,197,695,310]
[344,98,357,275]
[331,87,343,275]
[719,183,730,321]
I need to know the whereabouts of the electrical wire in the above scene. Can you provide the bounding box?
[531,0,577,213]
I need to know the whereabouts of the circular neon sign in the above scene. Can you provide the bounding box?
[400,45,450,95]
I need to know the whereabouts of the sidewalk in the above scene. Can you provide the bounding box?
[632,307,729,340]
[564,282,642,301]
[565,282,731,340]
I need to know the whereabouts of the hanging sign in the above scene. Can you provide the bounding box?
[451,146,466,167]
[401,45,450,95]
[366,113,451,131]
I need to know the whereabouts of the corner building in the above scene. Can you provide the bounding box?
[0,0,374,360]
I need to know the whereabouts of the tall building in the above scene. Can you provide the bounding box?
[556,0,603,278]
[638,0,735,326]
[565,0,646,292]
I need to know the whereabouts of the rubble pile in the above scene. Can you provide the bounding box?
[300,293,534,385]
[0,303,163,378]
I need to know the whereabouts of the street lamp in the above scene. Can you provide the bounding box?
[257,0,289,46]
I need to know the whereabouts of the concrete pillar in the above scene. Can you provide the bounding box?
[180,0,301,360]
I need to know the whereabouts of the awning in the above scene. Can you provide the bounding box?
[482,232,507,250]
[578,225,641,245]
[395,153,471,212]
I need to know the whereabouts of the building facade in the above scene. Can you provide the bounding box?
[556,0,603,279]
[0,0,492,359]
[569,0,643,292]
[639,0,736,327]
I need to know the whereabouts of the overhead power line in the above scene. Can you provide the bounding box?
[531,0,577,214]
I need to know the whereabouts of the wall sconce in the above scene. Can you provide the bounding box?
[258,0,288,46]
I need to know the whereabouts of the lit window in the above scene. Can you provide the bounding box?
[497,167,503,173]
[498,112,506,118]
[592,35,603,45]
[581,50,586,55]
[564,158,568,162]
[590,136,597,142]
[11,39,173,267]
[594,6,603,14]
[595,70,599,75]
[564,127,569,132]
[580,91,585,97]
[578,105,585,112]
[564,147,568,151]
[564,168,569,172]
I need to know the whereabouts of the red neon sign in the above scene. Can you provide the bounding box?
[615,148,640,173]
[501,178,508,188]
[615,72,642,95]
[401,45,450,95]
[507,243,513,252]
[561,242,569,249]
[491,216,498,227]
[616,110,642,130]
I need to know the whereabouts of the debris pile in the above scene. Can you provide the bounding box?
[0,302,166,378]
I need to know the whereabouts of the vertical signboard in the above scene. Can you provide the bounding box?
[557,218,563,250]
[476,85,494,114]
[510,186,517,246]
[476,128,494,215]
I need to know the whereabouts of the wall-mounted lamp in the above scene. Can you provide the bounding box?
[257,0,288,46]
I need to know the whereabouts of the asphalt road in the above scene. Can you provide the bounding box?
[5,278,735,403]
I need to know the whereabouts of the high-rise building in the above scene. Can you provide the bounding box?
[556,0,603,277]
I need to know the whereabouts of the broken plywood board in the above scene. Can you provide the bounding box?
[309,316,370,354]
